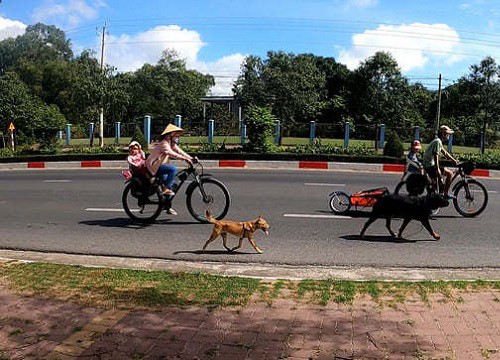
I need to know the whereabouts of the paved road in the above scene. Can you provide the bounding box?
[0,169,498,268]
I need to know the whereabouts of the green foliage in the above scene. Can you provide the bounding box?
[245,105,276,153]
[0,72,66,149]
[130,124,148,150]
[383,131,404,157]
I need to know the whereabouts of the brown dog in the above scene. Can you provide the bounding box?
[202,211,270,253]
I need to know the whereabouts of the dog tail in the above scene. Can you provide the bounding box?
[205,210,216,223]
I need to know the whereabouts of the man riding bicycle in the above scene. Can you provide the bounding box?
[422,125,459,199]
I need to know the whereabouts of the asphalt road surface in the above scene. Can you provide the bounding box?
[0,168,498,268]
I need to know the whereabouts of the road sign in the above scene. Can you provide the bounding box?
[9,122,15,131]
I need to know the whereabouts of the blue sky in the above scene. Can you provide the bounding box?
[1,0,499,94]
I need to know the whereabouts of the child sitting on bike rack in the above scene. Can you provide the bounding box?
[406,140,423,174]
[122,141,146,180]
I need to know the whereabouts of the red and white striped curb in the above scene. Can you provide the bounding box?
[0,160,497,178]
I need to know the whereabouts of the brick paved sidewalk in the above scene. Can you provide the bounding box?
[1,286,499,360]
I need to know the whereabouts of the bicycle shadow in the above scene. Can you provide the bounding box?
[79,218,200,228]
[340,234,437,243]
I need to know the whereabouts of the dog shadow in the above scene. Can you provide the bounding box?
[173,250,255,255]
[79,218,200,228]
[341,234,436,243]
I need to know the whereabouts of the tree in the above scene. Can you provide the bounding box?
[128,50,214,121]
[348,52,417,138]
[440,56,500,148]
[0,72,66,147]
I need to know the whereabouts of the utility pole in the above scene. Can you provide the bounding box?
[98,21,107,148]
[435,73,442,137]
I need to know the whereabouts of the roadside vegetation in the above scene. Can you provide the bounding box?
[1,22,498,157]
[1,262,498,310]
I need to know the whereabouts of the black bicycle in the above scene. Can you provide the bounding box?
[394,161,488,217]
[122,161,231,223]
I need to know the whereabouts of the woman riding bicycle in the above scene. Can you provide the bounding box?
[146,124,195,214]
[422,125,459,199]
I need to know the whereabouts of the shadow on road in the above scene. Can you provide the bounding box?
[340,234,436,243]
[79,218,200,228]
[173,249,255,255]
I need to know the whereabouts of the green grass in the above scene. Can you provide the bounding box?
[1,262,499,310]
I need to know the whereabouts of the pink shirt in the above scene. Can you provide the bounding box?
[127,151,145,169]
[146,140,181,175]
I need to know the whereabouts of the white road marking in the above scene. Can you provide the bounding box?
[85,208,128,212]
[305,183,346,187]
[43,180,71,183]
[283,213,352,219]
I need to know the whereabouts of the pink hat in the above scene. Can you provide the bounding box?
[412,140,422,149]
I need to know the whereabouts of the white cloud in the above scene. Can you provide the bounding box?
[337,23,463,72]
[104,25,244,96]
[0,16,27,41]
[344,0,378,8]
[32,0,106,28]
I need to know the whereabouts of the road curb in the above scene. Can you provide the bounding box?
[0,160,497,178]
[1,250,499,281]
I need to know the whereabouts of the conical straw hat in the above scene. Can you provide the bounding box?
[161,124,184,136]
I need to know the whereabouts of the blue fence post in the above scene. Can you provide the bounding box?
[144,115,151,144]
[241,124,246,145]
[174,114,182,128]
[379,124,386,149]
[413,126,420,141]
[88,122,94,146]
[274,120,281,145]
[309,121,316,143]
[208,119,214,144]
[448,132,453,153]
[115,122,121,144]
[65,123,71,146]
[344,122,350,148]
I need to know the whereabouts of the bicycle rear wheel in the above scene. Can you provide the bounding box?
[329,191,351,214]
[453,179,488,217]
[122,182,164,223]
[186,178,231,223]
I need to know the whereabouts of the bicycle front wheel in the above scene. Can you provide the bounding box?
[329,191,351,214]
[453,179,488,217]
[186,178,231,223]
[122,182,163,223]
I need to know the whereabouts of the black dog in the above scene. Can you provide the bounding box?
[360,194,449,240]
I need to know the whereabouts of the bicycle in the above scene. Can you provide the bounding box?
[394,161,488,217]
[122,161,231,223]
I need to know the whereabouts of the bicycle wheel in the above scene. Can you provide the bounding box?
[453,179,488,217]
[122,182,164,223]
[329,191,351,214]
[186,178,231,223]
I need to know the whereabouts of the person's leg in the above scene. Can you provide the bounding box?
[443,168,453,195]
[163,164,178,189]
[155,164,169,187]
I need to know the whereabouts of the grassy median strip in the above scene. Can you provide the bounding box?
[1,262,499,310]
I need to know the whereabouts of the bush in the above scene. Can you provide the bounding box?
[130,125,149,150]
[245,105,276,153]
[383,131,404,157]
